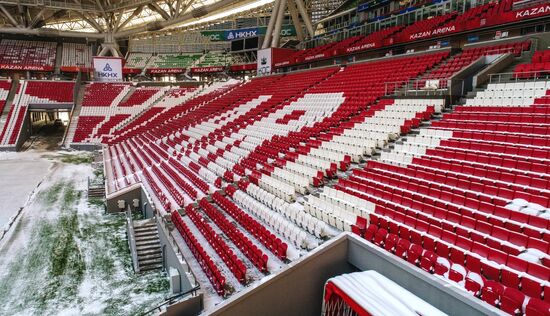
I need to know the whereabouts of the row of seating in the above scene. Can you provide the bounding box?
[198,198,270,273]
[0,39,56,68]
[421,41,530,89]
[464,82,549,108]
[0,80,74,145]
[61,43,93,68]
[185,204,247,283]
[515,49,550,79]
[211,192,289,261]
[362,216,550,315]
[171,211,227,296]
[226,185,318,249]
[237,179,326,243]
[0,80,12,115]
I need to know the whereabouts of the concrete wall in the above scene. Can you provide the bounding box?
[105,185,143,213]
[70,143,102,151]
[209,236,355,316]
[207,233,503,316]
[163,293,203,316]
[156,218,196,294]
[346,234,501,315]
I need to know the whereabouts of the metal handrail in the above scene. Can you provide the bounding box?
[138,285,200,316]
[489,71,550,84]
[384,78,464,97]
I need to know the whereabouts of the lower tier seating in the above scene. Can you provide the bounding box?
[0,80,75,146]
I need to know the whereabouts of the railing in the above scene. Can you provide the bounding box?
[489,71,550,84]
[384,78,464,97]
[126,207,140,273]
[138,285,201,316]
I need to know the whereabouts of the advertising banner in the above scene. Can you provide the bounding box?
[93,57,123,82]
[147,68,185,74]
[0,64,54,71]
[203,25,297,42]
[191,66,225,73]
[256,48,272,76]
[225,27,259,41]
[201,30,226,42]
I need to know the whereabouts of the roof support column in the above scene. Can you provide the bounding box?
[271,0,287,47]
[286,0,304,41]
[261,0,281,49]
[294,0,314,37]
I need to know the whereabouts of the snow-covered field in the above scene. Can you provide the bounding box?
[0,151,170,315]
[0,151,53,227]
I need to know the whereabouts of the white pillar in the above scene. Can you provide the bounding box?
[295,0,315,37]
[271,0,287,47]
[262,0,281,49]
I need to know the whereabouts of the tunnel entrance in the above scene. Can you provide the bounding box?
[21,109,70,151]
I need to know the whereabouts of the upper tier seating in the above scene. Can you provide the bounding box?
[514,50,550,79]
[343,26,403,54]
[0,39,56,69]
[397,12,458,42]
[421,41,530,88]
[267,0,546,68]
[61,43,92,68]
[150,54,201,68]
[126,53,152,68]
[196,52,227,67]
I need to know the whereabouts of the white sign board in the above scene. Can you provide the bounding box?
[257,48,272,76]
[93,57,123,82]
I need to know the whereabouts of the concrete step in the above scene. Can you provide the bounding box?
[139,257,163,266]
[136,240,160,248]
[138,254,162,264]
[134,224,157,231]
[135,235,160,244]
[137,248,162,257]
[140,263,163,272]
[136,242,161,251]
[134,230,158,238]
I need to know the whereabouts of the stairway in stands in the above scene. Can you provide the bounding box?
[134,219,163,272]
[63,84,87,147]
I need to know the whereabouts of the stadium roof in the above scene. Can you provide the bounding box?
[0,0,276,38]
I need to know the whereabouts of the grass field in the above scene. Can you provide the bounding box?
[0,152,169,316]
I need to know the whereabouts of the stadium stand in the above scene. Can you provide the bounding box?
[126,52,153,69]
[61,43,93,68]
[149,53,201,69]
[420,41,530,88]
[0,39,56,70]
[326,81,550,314]
[0,80,11,114]
[73,84,170,143]
[100,52,458,297]
[0,80,74,146]
[4,0,550,314]
[515,49,550,79]
[196,52,228,67]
